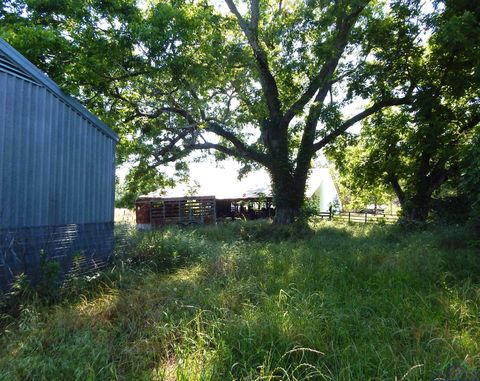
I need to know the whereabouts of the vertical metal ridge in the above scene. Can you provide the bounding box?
[0,74,6,224]
[0,73,115,229]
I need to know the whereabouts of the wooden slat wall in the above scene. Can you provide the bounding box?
[150,197,216,226]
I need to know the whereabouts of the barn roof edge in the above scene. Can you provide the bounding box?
[0,37,119,143]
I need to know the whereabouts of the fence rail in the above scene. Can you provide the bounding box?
[316,211,398,224]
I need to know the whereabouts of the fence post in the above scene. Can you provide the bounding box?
[365,213,367,224]
[349,212,351,223]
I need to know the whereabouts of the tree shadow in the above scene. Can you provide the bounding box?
[1,221,479,380]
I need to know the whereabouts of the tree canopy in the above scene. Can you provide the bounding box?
[328,1,480,221]
[1,0,478,223]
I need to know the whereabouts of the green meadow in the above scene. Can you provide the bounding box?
[1,221,479,381]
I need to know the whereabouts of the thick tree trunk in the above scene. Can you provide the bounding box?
[389,161,433,222]
[270,168,306,225]
[403,193,431,222]
[395,181,432,222]
[262,114,311,225]
[403,205,429,221]
[274,207,300,225]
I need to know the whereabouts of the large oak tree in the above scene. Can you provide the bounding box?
[1,0,424,223]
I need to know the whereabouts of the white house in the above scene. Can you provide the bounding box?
[306,167,342,211]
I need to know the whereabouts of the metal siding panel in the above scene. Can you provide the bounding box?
[92,127,98,223]
[104,136,110,221]
[61,101,69,224]
[102,139,108,222]
[62,104,74,224]
[110,141,116,222]
[80,117,88,221]
[51,94,60,224]
[8,77,17,226]
[23,82,34,227]
[0,38,119,143]
[31,84,42,226]
[63,104,71,224]
[85,123,94,223]
[78,118,86,224]
[102,136,108,221]
[0,74,6,227]
[70,111,77,223]
[65,105,73,223]
[36,87,48,226]
[104,141,109,222]
[93,129,100,222]
[98,134,104,221]
[69,108,77,223]
[59,104,67,224]
[19,81,28,226]
[3,75,14,228]
[16,80,25,227]
[0,221,115,291]
[0,73,115,229]
[73,112,82,223]
[101,132,107,221]
[65,105,74,223]
[97,131,103,221]
[46,93,55,226]
[47,95,57,224]
[12,78,24,227]
[15,77,27,227]
[83,125,89,223]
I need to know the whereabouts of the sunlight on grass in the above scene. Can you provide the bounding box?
[1,221,479,380]
[74,292,119,327]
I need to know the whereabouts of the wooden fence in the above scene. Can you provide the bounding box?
[317,211,398,224]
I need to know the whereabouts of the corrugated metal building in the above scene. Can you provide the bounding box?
[0,38,119,290]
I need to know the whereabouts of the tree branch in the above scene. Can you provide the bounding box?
[388,174,405,206]
[224,0,282,121]
[153,129,192,162]
[281,1,370,128]
[459,111,480,134]
[313,96,412,151]
[188,142,252,161]
[127,105,198,125]
[250,0,260,29]
[205,120,270,166]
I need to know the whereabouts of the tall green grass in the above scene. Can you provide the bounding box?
[0,221,479,380]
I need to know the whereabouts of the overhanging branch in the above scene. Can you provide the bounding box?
[313,96,412,151]
[189,142,250,161]
[281,1,370,128]
[206,120,270,166]
[224,0,282,121]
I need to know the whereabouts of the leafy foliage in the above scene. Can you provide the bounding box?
[328,1,480,221]
[461,130,480,232]
[1,0,423,222]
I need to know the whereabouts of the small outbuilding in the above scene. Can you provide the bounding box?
[0,38,119,290]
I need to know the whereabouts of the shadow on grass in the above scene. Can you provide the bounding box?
[1,221,479,380]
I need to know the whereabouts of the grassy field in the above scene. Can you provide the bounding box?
[0,221,479,381]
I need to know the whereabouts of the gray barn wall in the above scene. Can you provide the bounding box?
[0,72,115,228]
[0,69,116,289]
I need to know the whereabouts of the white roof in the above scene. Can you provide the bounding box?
[143,161,335,199]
